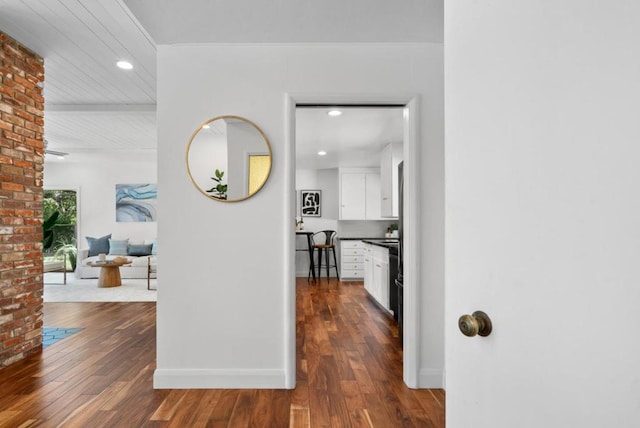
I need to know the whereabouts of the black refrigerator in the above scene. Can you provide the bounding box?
[396,161,404,345]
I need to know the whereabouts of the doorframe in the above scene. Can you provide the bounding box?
[284,93,421,388]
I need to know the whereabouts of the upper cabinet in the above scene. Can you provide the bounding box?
[339,168,381,220]
[380,143,403,218]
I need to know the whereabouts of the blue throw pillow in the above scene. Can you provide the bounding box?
[151,240,158,255]
[108,239,129,256]
[86,234,111,257]
[128,244,152,256]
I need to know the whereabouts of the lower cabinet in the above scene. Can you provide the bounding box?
[340,240,365,279]
[373,255,390,310]
[363,243,373,293]
[363,244,391,312]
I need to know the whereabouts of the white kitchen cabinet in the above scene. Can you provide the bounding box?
[363,243,373,294]
[365,173,381,220]
[380,143,403,218]
[339,168,381,220]
[340,240,365,279]
[363,243,391,312]
[339,173,366,219]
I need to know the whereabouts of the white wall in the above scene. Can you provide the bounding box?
[337,220,391,239]
[295,168,338,228]
[44,158,158,250]
[446,1,640,426]
[155,43,444,388]
[295,168,339,276]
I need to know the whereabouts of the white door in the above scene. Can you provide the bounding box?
[446,2,640,427]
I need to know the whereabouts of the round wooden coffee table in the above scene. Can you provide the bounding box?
[88,260,131,287]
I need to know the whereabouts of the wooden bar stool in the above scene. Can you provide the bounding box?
[311,230,339,280]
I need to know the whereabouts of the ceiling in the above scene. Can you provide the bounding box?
[0,0,440,165]
[296,106,404,170]
[123,0,443,44]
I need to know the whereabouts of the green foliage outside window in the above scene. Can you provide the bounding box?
[43,190,78,270]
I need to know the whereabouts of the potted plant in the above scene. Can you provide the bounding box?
[54,241,78,271]
[42,210,60,251]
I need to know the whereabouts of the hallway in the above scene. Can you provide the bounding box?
[0,279,444,426]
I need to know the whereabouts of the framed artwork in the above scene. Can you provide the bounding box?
[116,184,158,222]
[301,190,321,217]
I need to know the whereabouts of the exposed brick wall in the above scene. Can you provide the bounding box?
[0,31,45,368]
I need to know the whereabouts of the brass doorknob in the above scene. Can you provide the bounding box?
[458,311,492,337]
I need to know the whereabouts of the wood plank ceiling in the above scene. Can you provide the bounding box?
[0,0,157,162]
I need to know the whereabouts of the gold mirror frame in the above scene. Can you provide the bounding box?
[186,115,272,202]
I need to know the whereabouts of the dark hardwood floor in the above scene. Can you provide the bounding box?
[0,278,444,427]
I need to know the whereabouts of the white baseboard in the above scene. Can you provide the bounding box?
[153,368,288,389]
[418,368,445,389]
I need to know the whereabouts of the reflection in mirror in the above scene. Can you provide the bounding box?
[186,116,272,202]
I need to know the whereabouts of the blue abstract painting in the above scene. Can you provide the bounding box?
[116,184,157,222]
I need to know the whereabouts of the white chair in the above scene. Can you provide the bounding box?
[43,252,67,285]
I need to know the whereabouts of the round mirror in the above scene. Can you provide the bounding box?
[186,115,272,202]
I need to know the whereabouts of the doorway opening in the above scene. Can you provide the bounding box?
[291,101,416,387]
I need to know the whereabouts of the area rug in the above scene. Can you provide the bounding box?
[44,273,156,302]
[42,327,84,347]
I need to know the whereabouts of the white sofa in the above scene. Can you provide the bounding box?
[76,238,157,279]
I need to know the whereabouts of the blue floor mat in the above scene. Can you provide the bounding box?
[42,327,83,348]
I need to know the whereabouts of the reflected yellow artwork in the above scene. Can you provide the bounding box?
[248,154,271,195]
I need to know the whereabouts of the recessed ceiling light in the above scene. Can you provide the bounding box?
[116,60,133,70]
[317,151,327,156]
[327,110,342,117]
[202,124,210,129]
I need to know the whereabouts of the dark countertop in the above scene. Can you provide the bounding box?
[361,239,399,252]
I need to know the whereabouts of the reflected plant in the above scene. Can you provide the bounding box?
[206,169,228,200]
